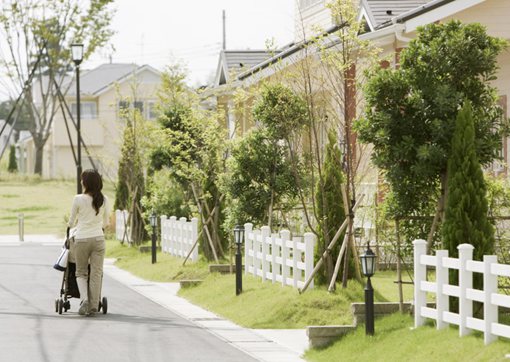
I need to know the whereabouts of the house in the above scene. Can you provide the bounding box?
[18,63,161,180]
[0,119,16,161]
[208,0,509,141]
[204,0,510,235]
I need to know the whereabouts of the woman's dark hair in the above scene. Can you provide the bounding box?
[81,169,104,215]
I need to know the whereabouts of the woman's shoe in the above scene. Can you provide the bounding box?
[78,300,89,315]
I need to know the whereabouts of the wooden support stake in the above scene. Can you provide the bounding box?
[191,184,219,263]
[328,232,349,292]
[299,194,364,294]
[182,202,220,265]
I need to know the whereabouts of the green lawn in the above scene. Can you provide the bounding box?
[105,238,414,328]
[0,174,115,235]
[305,313,510,362]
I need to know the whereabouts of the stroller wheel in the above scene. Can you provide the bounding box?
[58,299,63,315]
[64,300,70,312]
[102,297,108,314]
[55,299,59,313]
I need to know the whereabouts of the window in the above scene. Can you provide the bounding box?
[147,101,158,120]
[133,101,144,113]
[299,0,321,9]
[71,102,97,120]
[118,100,130,111]
[117,100,158,119]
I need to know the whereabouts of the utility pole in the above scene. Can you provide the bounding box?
[222,10,226,50]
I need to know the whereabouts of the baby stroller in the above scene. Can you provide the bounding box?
[54,231,108,315]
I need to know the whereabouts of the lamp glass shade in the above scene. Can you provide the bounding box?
[71,43,84,64]
[360,247,376,277]
[150,212,157,227]
[233,225,245,245]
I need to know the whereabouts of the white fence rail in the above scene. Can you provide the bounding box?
[115,210,130,242]
[413,239,510,344]
[161,216,199,262]
[244,223,315,289]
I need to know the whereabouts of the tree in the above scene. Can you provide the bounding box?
[250,83,307,228]
[0,100,31,135]
[442,101,494,260]
[269,0,381,287]
[0,0,114,175]
[223,129,300,229]
[443,101,495,312]
[357,21,507,252]
[115,113,146,245]
[7,145,17,173]
[149,65,226,261]
[315,131,346,285]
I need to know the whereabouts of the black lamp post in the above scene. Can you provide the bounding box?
[233,225,244,295]
[360,245,377,336]
[71,43,84,194]
[150,211,157,264]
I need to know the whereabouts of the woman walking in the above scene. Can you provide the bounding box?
[68,169,110,316]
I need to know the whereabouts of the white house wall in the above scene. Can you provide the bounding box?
[295,0,334,42]
[45,67,160,180]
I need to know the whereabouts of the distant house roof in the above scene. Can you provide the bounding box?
[67,63,161,96]
[215,50,273,86]
[363,0,430,29]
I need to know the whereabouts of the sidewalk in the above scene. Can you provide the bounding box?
[0,234,63,245]
[0,234,308,362]
[103,259,308,362]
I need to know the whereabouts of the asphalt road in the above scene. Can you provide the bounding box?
[0,243,257,362]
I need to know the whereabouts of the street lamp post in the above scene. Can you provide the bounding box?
[150,211,157,264]
[233,225,245,295]
[360,245,377,336]
[71,43,84,194]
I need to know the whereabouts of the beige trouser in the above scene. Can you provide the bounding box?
[74,236,105,310]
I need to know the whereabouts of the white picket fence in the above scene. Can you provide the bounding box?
[244,223,315,289]
[161,216,199,262]
[413,239,510,344]
[115,209,130,241]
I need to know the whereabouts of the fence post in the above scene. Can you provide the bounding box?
[484,255,498,345]
[169,216,177,257]
[191,217,199,262]
[271,234,277,284]
[160,215,167,252]
[413,239,427,328]
[115,210,121,240]
[179,217,187,258]
[18,213,24,242]
[435,249,449,330]
[292,236,299,288]
[244,222,253,275]
[261,226,270,282]
[458,243,474,337]
[304,232,315,289]
[281,230,290,286]
[244,223,253,276]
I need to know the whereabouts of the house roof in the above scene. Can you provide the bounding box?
[215,50,273,85]
[235,0,462,83]
[67,63,160,96]
[363,0,431,29]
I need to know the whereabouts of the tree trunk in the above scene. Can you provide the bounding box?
[395,219,404,313]
[426,172,447,253]
[33,136,45,176]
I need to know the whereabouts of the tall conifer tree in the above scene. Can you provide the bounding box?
[442,101,495,260]
[315,131,346,285]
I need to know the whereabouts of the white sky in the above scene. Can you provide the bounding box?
[84,0,296,86]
